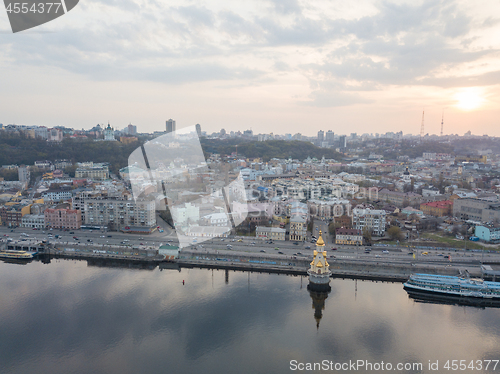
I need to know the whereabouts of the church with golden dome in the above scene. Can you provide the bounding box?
[307,230,331,292]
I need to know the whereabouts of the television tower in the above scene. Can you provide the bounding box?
[440,110,444,136]
[420,110,424,137]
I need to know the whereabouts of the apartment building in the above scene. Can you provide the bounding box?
[256,226,286,241]
[21,214,45,229]
[335,228,362,245]
[289,215,307,241]
[352,207,386,236]
[44,208,81,229]
[82,197,156,229]
[75,164,109,180]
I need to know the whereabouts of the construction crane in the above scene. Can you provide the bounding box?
[420,110,424,137]
[440,110,444,136]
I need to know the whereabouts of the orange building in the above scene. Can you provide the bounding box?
[419,200,453,217]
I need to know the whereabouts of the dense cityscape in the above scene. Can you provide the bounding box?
[1,118,500,254]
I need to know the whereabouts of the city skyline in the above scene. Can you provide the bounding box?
[1,0,500,136]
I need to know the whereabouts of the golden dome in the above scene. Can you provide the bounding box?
[316,230,325,247]
[316,262,323,267]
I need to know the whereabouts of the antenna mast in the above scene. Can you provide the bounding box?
[420,110,424,138]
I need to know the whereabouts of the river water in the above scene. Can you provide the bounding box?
[1,259,500,374]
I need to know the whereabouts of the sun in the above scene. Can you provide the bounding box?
[454,87,485,111]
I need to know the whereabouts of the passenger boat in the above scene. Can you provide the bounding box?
[0,250,34,261]
[404,273,500,307]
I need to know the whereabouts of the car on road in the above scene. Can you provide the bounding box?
[293,242,299,245]
[87,239,93,242]
[382,250,389,254]
[444,255,450,259]
[422,252,428,255]
[73,237,79,240]
[107,235,112,237]
[260,250,266,253]
[297,252,303,255]
[305,246,311,249]
[278,251,284,254]
[331,247,337,250]
[237,239,243,242]
[275,247,279,250]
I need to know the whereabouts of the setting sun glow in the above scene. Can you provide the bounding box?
[454,88,485,111]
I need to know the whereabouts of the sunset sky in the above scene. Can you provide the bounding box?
[1,0,500,136]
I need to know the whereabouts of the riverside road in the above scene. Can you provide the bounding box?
[2,226,498,269]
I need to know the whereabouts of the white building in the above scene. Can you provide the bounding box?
[202,212,229,227]
[172,203,200,225]
[103,124,116,141]
[48,128,63,142]
[42,190,73,202]
[21,214,45,229]
[256,226,286,241]
[352,207,386,237]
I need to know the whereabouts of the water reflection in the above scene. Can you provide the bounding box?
[0,260,499,374]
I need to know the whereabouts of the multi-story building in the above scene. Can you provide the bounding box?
[338,135,346,149]
[475,225,500,243]
[335,228,362,245]
[171,203,200,225]
[325,130,334,146]
[166,119,176,133]
[42,190,73,202]
[48,128,63,142]
[419,200,453,217]
[289,215,307,241]
[317,130,324,146]
[0,205,29,227]
[75,164,109,180]
[81,197,156,229]
[34,126,48,140]
[377,189,422,207]
[21,214,45,229]
[127,123,137,135]
[453,198,500,222]
[44,208,81,229]
[308,199,351,220]
[334,215,352,229]
[256,226,286,241]
[352,207,386,236]
[54,159,73,170]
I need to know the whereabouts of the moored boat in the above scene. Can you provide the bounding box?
[404,273,500,307]
[0,250,34,261]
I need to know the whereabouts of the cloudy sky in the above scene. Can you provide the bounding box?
[1,0,500,136]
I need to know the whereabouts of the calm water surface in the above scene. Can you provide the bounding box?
[1,259,500,374]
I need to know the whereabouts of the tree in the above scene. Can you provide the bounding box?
[387,226,402,241]
[362,227,372,244]
[328,221,342,240]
